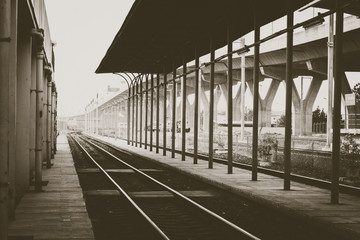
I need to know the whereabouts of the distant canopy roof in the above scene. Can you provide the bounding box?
[95,0,355,74]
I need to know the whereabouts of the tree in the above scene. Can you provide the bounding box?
[312,107,321,123]
[353,83,360,103]
[312,106,327,123]
[276,114,286,127]
[319,108,327,122]
[245,109,253,121]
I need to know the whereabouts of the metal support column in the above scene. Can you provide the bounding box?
[140,76,143,147]
[209,35,215,169]
[15,21,32,204]
[114,103,116,138]
[252,10,260,181]
[156,73,160,153]
[181,57,187,161]
[51,83,56,158]
[102,108,105,135]
[114,103,118,140]
[0,1,11,236]
[8,0,16,218]
[284,1,294,190]
[108,107,110,135]
[145,75,148,149]
[115,102,118,139]
[135,80,139,147]
[35,32,44,191]
[119,102,122,138]
[46,71,52,168]
[194,47,199,164]
[227,24,233,174]
[104,100,107,132]
[113,104,116,137]
[150,74,154,151]
[127,84,131,145]
[240,38,246,141]
[110,105,113,136]
[132,84,135,145]
[102,107,105,135]
[327,14,334,147]
[331,3,343,204]
[42,69,48,168]
[109,105,112,136]
[171,64,176,158]
[54,92,58,153]
[163,65,167,156]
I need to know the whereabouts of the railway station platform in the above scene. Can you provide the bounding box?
[8,133,94,240]
[89,134,360,240]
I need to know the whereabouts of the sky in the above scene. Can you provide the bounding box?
[45,0,135,117]
[45,2,358,118]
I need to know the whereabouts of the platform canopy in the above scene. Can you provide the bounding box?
[95,0,356,74]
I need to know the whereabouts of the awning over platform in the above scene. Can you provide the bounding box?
[96,0,316,74]
[95,0,356,74]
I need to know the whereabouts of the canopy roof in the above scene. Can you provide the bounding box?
[96,0,356,74]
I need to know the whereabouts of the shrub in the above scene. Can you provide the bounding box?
[341,134,360,169]
[258,134,278,157]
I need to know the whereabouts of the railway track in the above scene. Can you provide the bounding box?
[69,133,353,240]
[71,134,259,240]
[208,156,360,196]
[109,137,360,196]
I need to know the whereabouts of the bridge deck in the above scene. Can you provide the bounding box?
[8,134,94,240]
[91,134,360,240]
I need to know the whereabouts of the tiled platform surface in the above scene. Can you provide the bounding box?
[8,134,94,240]
[91,134,360,240]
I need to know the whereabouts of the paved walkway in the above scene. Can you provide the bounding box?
[8,134,94,240]
[91,134,360,240]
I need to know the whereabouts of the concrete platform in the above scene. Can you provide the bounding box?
[8,134,94,240]
[90,134,360,240]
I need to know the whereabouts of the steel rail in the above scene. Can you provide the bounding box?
[72,135,170,240]
[80,135,261,240]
